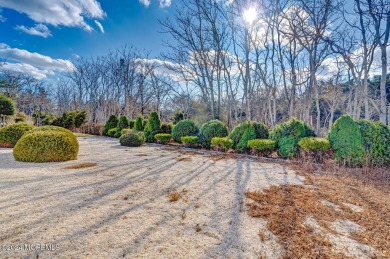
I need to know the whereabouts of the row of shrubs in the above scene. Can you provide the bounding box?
[0,123,79,162]
[110,112,390,167]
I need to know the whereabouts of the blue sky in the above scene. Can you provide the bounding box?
[0,0,174,79]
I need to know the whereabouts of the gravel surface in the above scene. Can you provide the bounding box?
[0,135,304,258]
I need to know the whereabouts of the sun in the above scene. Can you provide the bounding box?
[243,7,257,25]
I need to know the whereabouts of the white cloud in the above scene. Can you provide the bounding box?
[159,0,171,8]
[0,14,5,22]
[139,0,151,7]
[94,20,104,33]
[15,24,51,38]
[0,43,74,79]
[0,0,105,31]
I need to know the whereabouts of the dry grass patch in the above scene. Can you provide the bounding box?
[175,156,192,162]
[63,163,97,169]
[245,166,390,258]
[168,191,182,202]
[135,153,148,157]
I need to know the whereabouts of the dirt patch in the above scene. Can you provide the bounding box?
[63,162,97,169]
[175,156,192,162]
[135,154,148,157]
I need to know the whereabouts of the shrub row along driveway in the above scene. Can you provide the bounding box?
[0,135,303,258]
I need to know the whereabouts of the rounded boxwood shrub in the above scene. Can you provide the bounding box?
[13,131,79,162]
[211,137,233,151]
[0,123,34,148]
[144,112,162,142]
[103,115,118,136]
[269,117,315,158]
[236,122,269,153]
[107,128,120,138]
[181,136,199,147]
[328,115,364,166]
[121,128,132,135]
[119,131,145,147]
[154,133,171,144]
[161,123,173,134]
[172,119,199,143]
[199,120,229,148]
[30,125,73,134]
[298,137,331,151]
[134,115,144,132]
[356,120,390,166]
[229,121,251,148]
[248,139,276,156]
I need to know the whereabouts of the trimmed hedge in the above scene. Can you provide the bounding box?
[181,136,199,147]
[270,117,315,158]
[107,128,119,138]
[144,112,162,142]
[199,120,228,148]
[229,121,251,148]
[119,131,145,147]
[172,119,199,143]
[103,115,118,136]
[298,137,331,151]
[13,131,79,162]
[121,128,132,135]
[248,139,276,156]
[211,137,233,151]
[0,123,34,148]
[230,121,269,153]
[30,125,73,135]
[155,133,171,144]
[328,115,364,166]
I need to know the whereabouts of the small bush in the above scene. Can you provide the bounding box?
[211,137,233,151]
[172,119,199,143]
[129,120,135,129]
[229,122,251,148]
[155,133,171,144]
[13,131,79,162]
[181,136,199,147]
[356,120,390,166]
[328,115,364,166]
[30,125,74,135]
[270,117,315,158]
[0,95,16,116]
[103,115,118,136]
[117,115,129,131]
[161,123,173,134]
[199,120,229,148]
[298,137,331,151]
[121,128,132,135]
[248,139,276,156]
[0,123,34,148]
[15,117,24,123]
[231,121,269,153]
[134,114,144,131]
[52,110,87,129]
[119,131,145,147]
[107,128,120,138]
[144,112,162,142]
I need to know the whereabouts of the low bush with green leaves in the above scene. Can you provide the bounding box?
[13,131,79,162]
[328,115,364,166]
[172,119,199,142]
[0,123,34,148]
[211,137,233,151]
[229,121,251,148]
[121,128,132,135]
[270,117,315,158]
[107,128,120,138]
[52,110,88,129]
[154,133,171,144]
[298,137,331,151]
[30,125,73,134]
[161,123,173,134]
[117,115,129,131]
[181,136,199,147]
[236,122,269,153]
[199,120,229,148]
[144,112,162,142]
[103,115,118,136]
[119,131,145,147]
[248,139,276,156]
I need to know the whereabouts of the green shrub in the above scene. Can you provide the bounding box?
[134,114,144,131]
[119,131,145,147]
[0,95,16,117]
[30,125,73,135]
[121,128,132,135]
[211,137,233,151]
[103,115,118,136]
[172,119,199,143]
[0,123,34,148]
[154,133,171,144]
[52,110,88,129]
[161,123,173,134]
[144,112,162,142]
[13,131,79,162]
[270,117,315,158]
[129,120,135,129]
[117,115,129,131]
[107,128,120,138]
[248,139,276,156]
[328,115,364,166]
[356,120,390,166]
[181,136,199,147]
[298,137,331,151]
[15,118,24,123]
[231,121,269,153]
[199,120,229,148]
[229,121,251,148]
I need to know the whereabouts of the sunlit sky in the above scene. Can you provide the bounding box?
[0,0,174,79]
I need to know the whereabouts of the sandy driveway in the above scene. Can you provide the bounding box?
[0,135,304,258]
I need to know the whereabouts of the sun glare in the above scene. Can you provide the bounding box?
[243,7,257,25]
